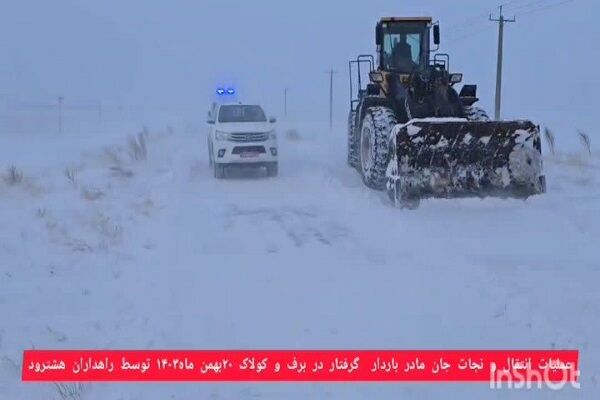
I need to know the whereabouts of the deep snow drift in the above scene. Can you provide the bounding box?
[0,120,598,399]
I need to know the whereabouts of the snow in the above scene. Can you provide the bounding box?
[394,118,468,137]
[1,121,599,399]
[409,117,469,124]
[508,146,543,185]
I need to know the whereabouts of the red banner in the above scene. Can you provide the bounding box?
[22,350,579,383]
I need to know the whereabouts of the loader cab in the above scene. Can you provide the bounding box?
[376,17,432,73]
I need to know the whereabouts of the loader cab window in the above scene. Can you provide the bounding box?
[382,22,428,72]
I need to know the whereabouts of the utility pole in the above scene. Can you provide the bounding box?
[58,96,64,133]
[489,5,515,120]
[327,69,336,129]
[284,88,288,120]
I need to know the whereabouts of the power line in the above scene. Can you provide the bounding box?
[446,25,495,44]
[445,5,511,42]
[503,0,550,11]
[495,0,531,12]
[445,12,494,38]
[446,21,489,40]
[500,0,577,17]
[442,0,565,44]
[446,0,576,44]
[446,12,490,33]
[514,0,576,16]
[445,0,523,36]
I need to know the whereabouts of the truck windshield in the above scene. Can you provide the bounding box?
[218,105,267,123]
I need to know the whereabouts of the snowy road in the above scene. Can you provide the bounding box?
[1,123,598,399]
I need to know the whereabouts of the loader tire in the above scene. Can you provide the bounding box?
[464,106,491,122]
[347,110,358,167]
[359,106,398,190]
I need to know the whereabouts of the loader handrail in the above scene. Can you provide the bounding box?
[349,55,375,110]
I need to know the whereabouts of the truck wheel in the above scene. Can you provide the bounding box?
[208,140,214,166]
[266,162,278,177]
[347,110,358,168]
[214,163,225,179]
[359,106,397,190]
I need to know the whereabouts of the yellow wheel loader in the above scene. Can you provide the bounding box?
[348,17,546,208]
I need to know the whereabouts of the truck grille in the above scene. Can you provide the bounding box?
[231,146,266,154]
[228,132,269,142]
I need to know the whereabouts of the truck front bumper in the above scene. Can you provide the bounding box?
[213,141,278,164]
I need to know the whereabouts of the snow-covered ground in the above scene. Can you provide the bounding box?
[1,119,598,399]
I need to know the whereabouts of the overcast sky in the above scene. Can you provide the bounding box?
[1,0,598,132]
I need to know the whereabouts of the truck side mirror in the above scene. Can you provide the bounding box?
[433,25,440,45]
[269,117,277,124]
[207,111,215,124]
[375,23,383,46]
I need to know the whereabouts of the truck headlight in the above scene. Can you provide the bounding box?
[269,131,277,140]
[215,131,229,141]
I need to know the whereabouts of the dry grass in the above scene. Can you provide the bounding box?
[67,239,94,253]
[92,213,123,249]
[0,355,19,372]
[81,187,104,201]
[553,153,592,171]
[4,165,23,185]
[109,166,134,178]
[54,383,85,400]
[285,129,301,141]
[103,146,123,166]
[578,130,592,156]
[64,167,77,186]
[544,127,556,155]
[36,207,47,218]
[128,128,148,161]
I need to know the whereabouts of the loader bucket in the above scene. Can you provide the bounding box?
[386,119,546,206]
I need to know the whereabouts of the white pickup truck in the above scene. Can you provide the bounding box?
[207,102,278,178]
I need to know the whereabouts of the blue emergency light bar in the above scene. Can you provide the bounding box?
[216,88,235,96]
